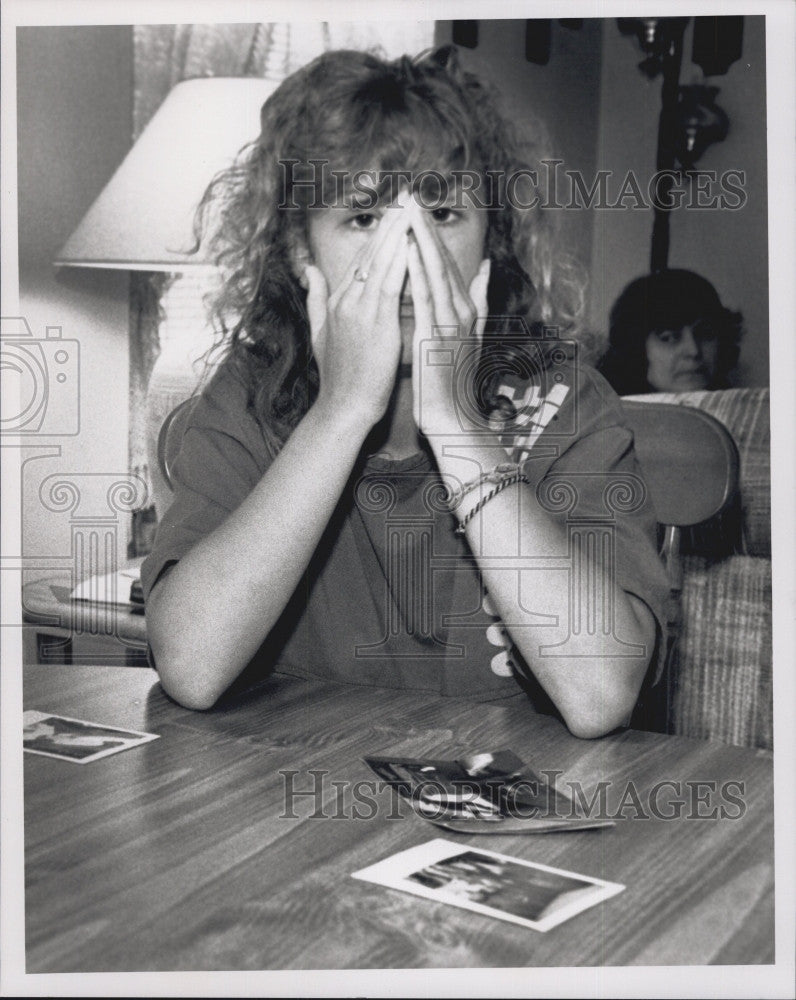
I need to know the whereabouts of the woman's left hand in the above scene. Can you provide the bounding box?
[407,199,490,435]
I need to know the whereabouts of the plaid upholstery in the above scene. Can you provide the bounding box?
[676,555,773,749]
[624,388,772,748]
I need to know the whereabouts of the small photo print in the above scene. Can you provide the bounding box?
[23,710,159,763]
[352,838,624,932]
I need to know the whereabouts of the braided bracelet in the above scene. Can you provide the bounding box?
[454,472,529,535]
[446,462,523,512]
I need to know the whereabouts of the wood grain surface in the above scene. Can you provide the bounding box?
[23,665,774,972]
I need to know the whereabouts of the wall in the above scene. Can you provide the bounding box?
[438,17,769,385]
[435,18,603,298]
[587,17,769,386]
[16,26,134,577]
[669,16,768,387]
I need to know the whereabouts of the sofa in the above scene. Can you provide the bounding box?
[625,388,772,749]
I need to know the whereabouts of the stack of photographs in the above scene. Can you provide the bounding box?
[364,749,614,834]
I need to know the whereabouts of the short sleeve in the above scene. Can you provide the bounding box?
[140,363,272,601]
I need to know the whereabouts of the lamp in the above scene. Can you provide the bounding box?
[56,77,280,546]
[56,77,279,271]
[51,20,436,552]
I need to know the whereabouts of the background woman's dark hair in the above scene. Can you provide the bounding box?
[596,269,743,396]
[196,45,584,453]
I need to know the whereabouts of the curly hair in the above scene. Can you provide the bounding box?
[196,45,584,453]
[596,269,743,396]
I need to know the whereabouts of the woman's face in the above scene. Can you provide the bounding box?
[304,183,488,360]
[645,323,720,392]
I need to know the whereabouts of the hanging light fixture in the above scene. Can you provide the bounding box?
[616,17,690,78]
[674,84,730,170]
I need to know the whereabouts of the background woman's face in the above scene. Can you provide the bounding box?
[645,323,720,392]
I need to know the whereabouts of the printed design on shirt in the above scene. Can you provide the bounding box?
[488,375,571,464]
[482,589,516,677]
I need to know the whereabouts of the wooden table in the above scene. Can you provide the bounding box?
[23,664,774,972]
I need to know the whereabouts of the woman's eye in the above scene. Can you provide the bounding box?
[429,207,457,224]
[655,330,678,344]
[349,213,378,230]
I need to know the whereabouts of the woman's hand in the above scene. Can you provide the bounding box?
[304,194,410,427]
[407,199,490,435]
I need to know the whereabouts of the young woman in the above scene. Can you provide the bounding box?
[597,269,743,395]
[142,47,668,737]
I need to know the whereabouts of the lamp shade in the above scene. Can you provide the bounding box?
[55,77,279,271]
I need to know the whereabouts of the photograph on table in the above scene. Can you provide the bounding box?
[352,838,625,932]
[365,751,578,820]
[22,710,159,763]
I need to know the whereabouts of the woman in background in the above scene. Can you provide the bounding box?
[597,269,743,395]
[142,46,668,737]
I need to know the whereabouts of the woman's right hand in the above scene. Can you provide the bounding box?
[304,194,410,426]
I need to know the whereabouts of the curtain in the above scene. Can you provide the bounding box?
[128,21,435,553]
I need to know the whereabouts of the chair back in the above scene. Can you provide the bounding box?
[620,398,741,734]
[157,397,198,491]
[621,399,739,528]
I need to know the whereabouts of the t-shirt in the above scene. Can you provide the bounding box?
[141,354,669,707]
